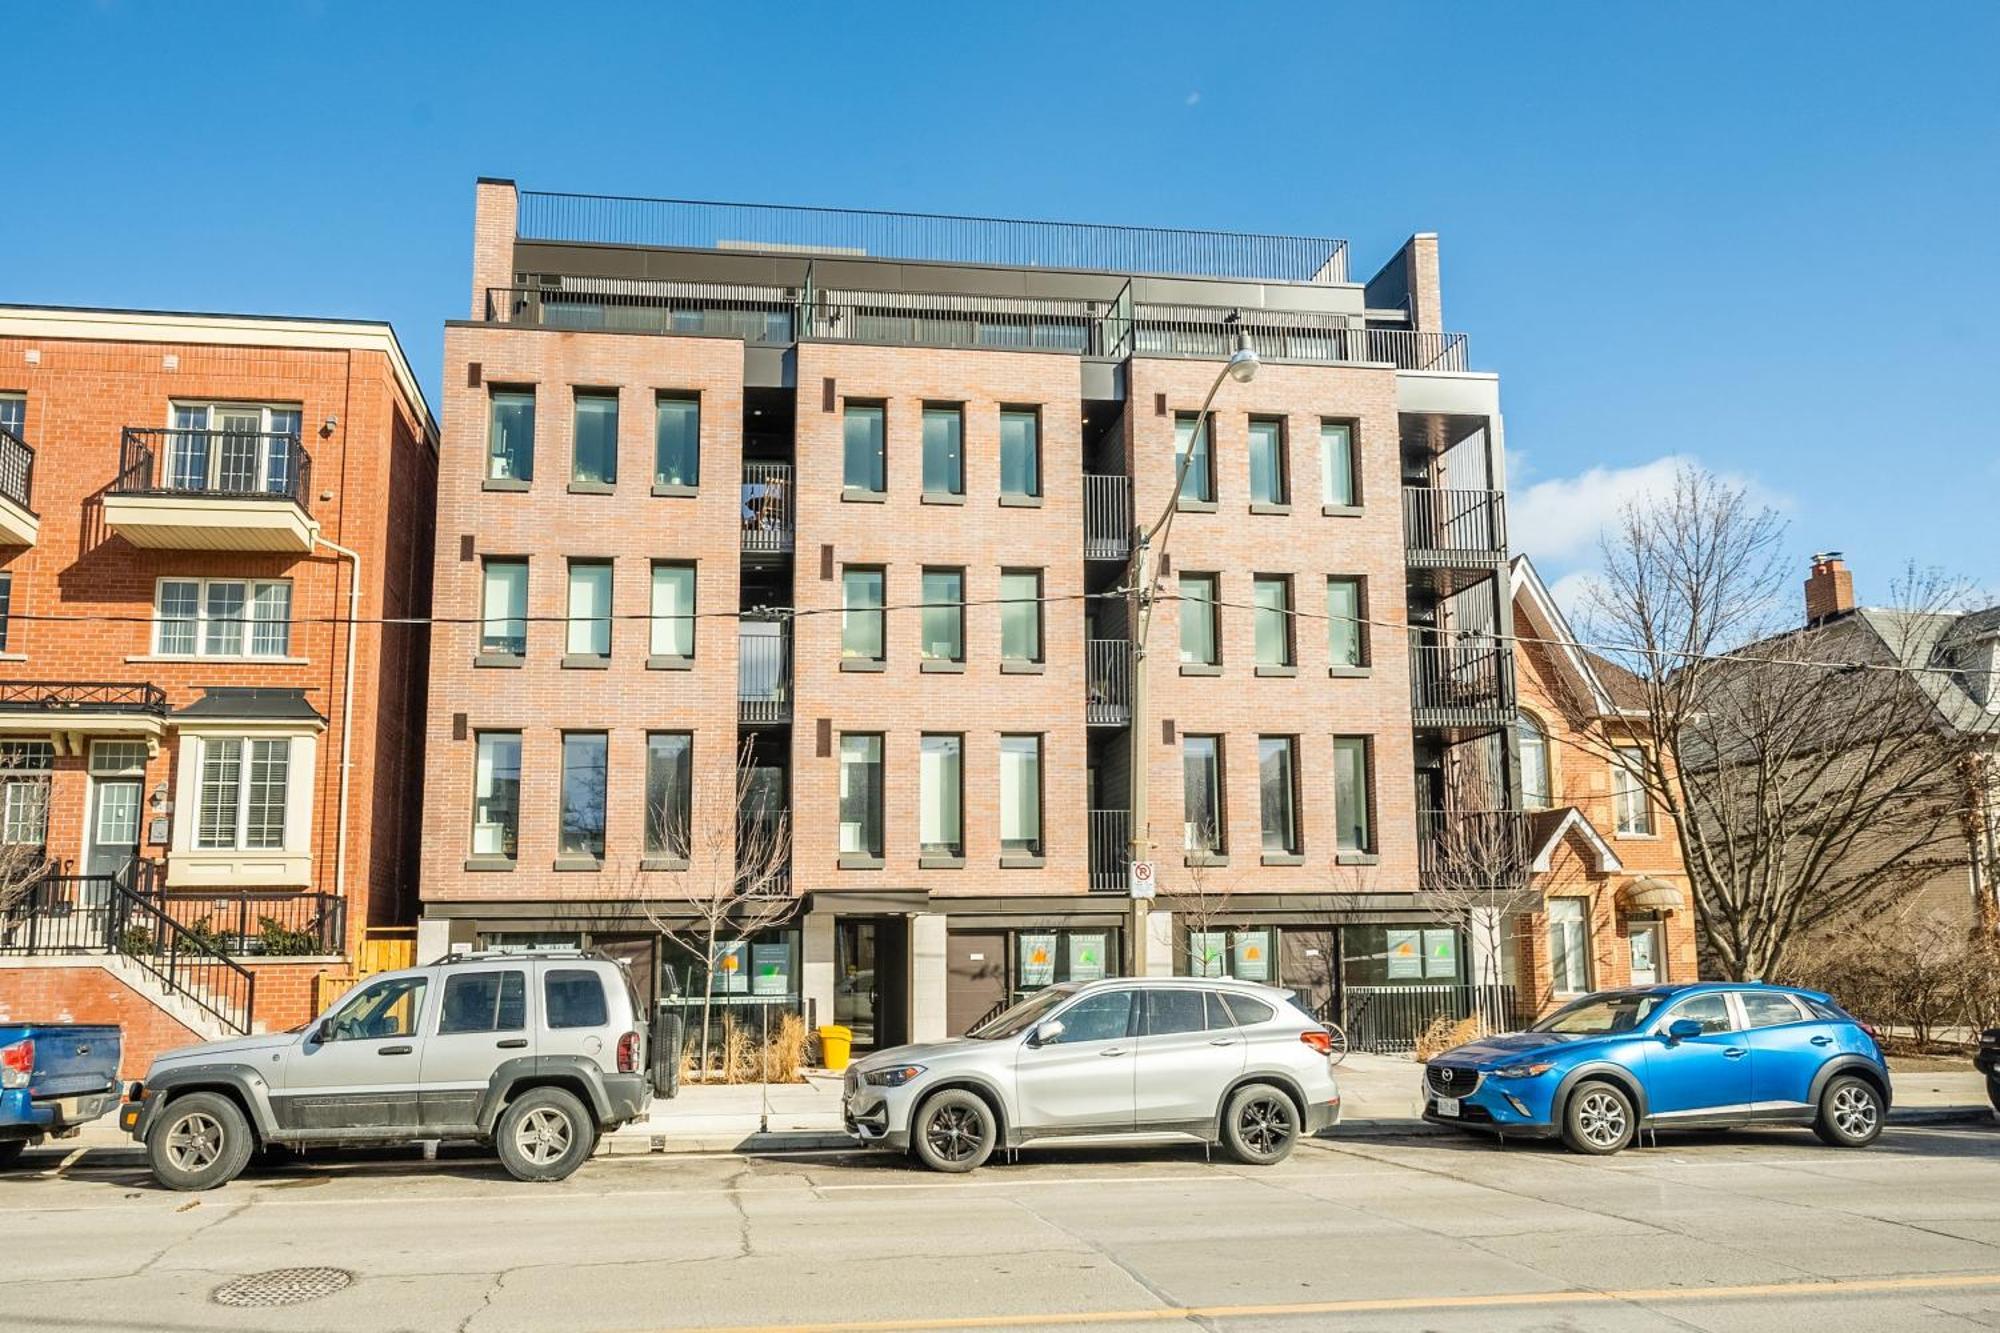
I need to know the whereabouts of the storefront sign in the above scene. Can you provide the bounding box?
[1233,933,1270,981]
[1068,933,1106,983]
[714,941,749,994]
[1189,931,1226,978]
[1020,933,1056,987]
[1386,929,1422,980]
[751,943,790,996]
[1424,930,1457,980]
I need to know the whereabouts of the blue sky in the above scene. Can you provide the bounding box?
[6,2,1996,604]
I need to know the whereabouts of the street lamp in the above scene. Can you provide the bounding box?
[1129,322,1259,977]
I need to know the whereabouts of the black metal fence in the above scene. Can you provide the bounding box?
[1088,809,1130,891]
[1408,636,1515,725]
[1331,983,1525,1054]
[738,622,792,724]
[0,425,35,514]
[741,462,794,554]
[148,890,344,957]
[1083,474,1131,560]
[117,428,313,511]
[1086,640,1132,725]
[1402,487,1507,561]
[0,681,168,715]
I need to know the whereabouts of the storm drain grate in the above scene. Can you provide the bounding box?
[211,1267,354,1308]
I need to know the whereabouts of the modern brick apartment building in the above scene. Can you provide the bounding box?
[0,306,436,1064]
[419,179,1521,1051]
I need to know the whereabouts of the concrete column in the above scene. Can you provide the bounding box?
[909,913,948,1044]
[1144,909,1174,977]
[801,908,835,1033]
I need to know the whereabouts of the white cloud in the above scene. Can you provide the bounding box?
[1546,568,1608,620]
[1510,455,1695,565]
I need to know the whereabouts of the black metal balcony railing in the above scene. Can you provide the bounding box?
[1364,329,1469,373]
[487,282,797,343]
[739,622,792,724]
[116,428,313,510]
[1086,640,1132,726]
[516,190,1351,285]
[148,889,344,957]
[1410,636,1515,728]
[1416,808,1533,893]
[0,425,35,515]
[1088,809,1130,892]
[0,681,169,715]
[1083,474,1132,560]
[742,462,794,554]
[1403,487,1507,565]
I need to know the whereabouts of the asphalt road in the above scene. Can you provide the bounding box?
[5,1123,2000,1332]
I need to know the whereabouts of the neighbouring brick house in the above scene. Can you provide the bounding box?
[419,179,1519,1053]
[1505,556,1697,1012]
[0,306,436,1072]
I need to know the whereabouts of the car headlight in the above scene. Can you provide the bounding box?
[1493,1062,1555,1079]
[863,1064,927,1087]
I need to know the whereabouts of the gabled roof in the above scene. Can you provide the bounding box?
[1526,806,1625,874]
[1851,606,2000,736]
[1509,555,1645,717]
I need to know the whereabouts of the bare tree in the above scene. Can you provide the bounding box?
[1164,826,1236,978]
[637,737,798,1080]
[0,840,51,916]
[1416,762,1537,992]
[1561,465,1994,980]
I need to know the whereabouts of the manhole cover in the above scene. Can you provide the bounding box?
[211,1267,354,1308]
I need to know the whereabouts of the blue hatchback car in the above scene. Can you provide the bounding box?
[1423,983,1890,1155]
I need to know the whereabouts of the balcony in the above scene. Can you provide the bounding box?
[741,462,794,555]
[739,621,792,724]
[148,889,345,957]
[0,681,169,750]
[1409,635,1515,730]
[0,425,37,546]
[1088,809,1130,892]
[1083,474,1131,561]
[1086,640,1132,726]
[1417,808,1531,893]
[1402,487,1507,568]
[106,428,317,552]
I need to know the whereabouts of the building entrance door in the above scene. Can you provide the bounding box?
[1629,922,1662,986]
[835,917,908,1050]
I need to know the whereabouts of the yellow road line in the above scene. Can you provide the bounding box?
[667,1272,2000,1333]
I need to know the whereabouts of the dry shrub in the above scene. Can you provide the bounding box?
[679,1012,811,1084]
[1414,1012,1488,1062]
[1785,920,2000,1049]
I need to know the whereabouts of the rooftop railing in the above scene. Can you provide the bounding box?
[0,681,168,715]
[517,190,1350,284]
[0,426,35,514]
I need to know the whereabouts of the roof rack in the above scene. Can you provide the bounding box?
[429,947,610,966]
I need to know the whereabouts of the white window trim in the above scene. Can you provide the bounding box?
[168,725,317,888]
[1547,897,1592,996]
[165,400,304,493]
[1612,745,1655,838]
[150,576,296,661]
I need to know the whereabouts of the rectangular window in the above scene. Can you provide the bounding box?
[645,732,693,860]
[919,734,963,858]
[999,569,1043,663]
[1179,573,1219,666]
[1253,575,1294,667]
[195,737,291,851]
[472,732,521,859]
[838,733,884,858]
[249,582,292,657]
[1247,417,1287,505]
[572,390,618,486]
[1000,408,1041,498]
[1183,735,1223,853]
[166,402,301,494]
[841,567,885,662]
[920,568,964,662]
[438,970,527,1034]
[649,562,695,660]
[1174,413,1213,504]
[480,560,528,657]
[1548,898,1591,993]
[544,969,609,1029]
[0,573,11,654]
[654,394,700,489]
[843,403,886,494]
[560,732,608,859]
[154,578,293,659]
[489,389,535,482]
[1332,737,1372,852]
[921,404,963,496]
[999,734,1043,858]
[202,581,245,657]
[1613,747,1653,835]
[1258,736,1299,855]
[0,741,53,846]
[1320,422,1356,507]
[566,561,612,659]
[1326,577,1366,668]
[0,394,22,438]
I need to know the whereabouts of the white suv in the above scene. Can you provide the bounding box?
[843,978,1342,1172]
[122,950,650,1190]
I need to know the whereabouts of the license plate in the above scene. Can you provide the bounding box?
[1435,1097,1460,1117]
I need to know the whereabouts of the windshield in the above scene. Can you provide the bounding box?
[968,986,1077,1040]
[1531,992,1666,1035]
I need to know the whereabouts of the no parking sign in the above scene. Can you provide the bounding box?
[1128,860,1157,900]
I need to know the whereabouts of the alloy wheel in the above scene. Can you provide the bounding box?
[513,1107,574,1165]
[165,1112,224,1172]
[1239,1097,1295,1155]
[1831,1084,1878,1139]
[1577,1091,1628,1149]
[924,1104,985,1163]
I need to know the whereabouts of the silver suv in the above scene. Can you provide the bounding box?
[121,950,650,1190]
[843,977,1342,1172]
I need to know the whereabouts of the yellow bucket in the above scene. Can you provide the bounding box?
[817,1024,854,1071]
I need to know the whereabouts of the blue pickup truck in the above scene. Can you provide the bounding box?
[0,1024,123,1166]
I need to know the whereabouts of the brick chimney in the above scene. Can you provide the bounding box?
[1805,551,1855,627]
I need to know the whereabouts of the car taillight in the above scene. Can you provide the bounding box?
[1858,1021,1882,1044]
[0,1039,32,1089]
[1300,1030,1334,1056]
[616,1031,639,1074]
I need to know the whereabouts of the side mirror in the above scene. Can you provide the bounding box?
[1030,1019,1065,1047]
[1664,1018,1703,1044]
[310,1020,334,1045]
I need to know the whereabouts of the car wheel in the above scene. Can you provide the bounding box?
[1221,1084,1300,1166]
[1561,1081,1637,1155]
[0,1139,26,1170]
[911,1089,996,1173]
[495,1087,594,1182]
[148,1091,255,1191]
[1813,1074,1884,1147]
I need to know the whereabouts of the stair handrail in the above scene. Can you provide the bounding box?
[107,863,255,1035]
